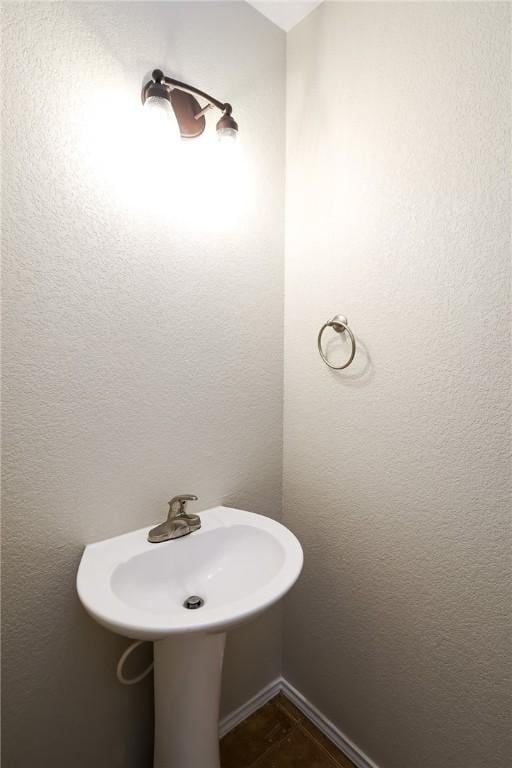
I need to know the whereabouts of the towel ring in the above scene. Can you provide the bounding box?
[317,315,356,370]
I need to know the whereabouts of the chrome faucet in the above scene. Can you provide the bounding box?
[148,495,200,543]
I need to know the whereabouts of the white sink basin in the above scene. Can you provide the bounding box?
[76,505,303,768]
[77,506,302,640]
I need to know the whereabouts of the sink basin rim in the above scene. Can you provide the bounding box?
[77,506,303,640]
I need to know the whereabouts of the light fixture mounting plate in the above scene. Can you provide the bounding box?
[170,89,205,139]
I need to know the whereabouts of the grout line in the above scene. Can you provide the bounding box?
[274,694,302,724]
[247,696,299,768]
[250,729,300,768]
[249,723,296,768]
[295,719,351,768]
[237,697,299,768]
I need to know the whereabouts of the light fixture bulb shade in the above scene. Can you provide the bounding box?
[144,95,181,145]
[216,111,238,143]
[217,126,238,143]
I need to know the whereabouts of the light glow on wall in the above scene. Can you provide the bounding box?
[75,81,247,236]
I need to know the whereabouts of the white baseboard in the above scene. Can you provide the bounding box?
[219,676,282,738]
[220,676,379,768]
[281,678,379,768]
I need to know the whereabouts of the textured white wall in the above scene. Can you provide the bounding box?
[283,3,511,768]
[2,2,284,766]
[4,2,511,767]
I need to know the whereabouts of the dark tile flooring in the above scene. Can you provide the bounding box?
[220,694,356,768]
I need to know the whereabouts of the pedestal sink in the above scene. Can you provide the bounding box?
[76,506,303,768]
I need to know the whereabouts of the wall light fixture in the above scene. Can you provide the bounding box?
[141,69,239,143]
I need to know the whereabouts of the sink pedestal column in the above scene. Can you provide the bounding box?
[153,631,226,768]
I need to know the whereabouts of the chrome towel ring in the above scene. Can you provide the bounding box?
[317,314,356,370]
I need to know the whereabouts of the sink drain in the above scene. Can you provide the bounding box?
[183,595,204,610]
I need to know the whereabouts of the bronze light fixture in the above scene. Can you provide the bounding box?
[141,69,238,142]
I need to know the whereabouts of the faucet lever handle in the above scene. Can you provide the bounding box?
[168,494,198,519]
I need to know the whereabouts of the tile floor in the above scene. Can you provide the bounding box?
[220,694,357,768]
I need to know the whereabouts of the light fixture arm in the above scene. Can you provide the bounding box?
[153,70,233,116]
